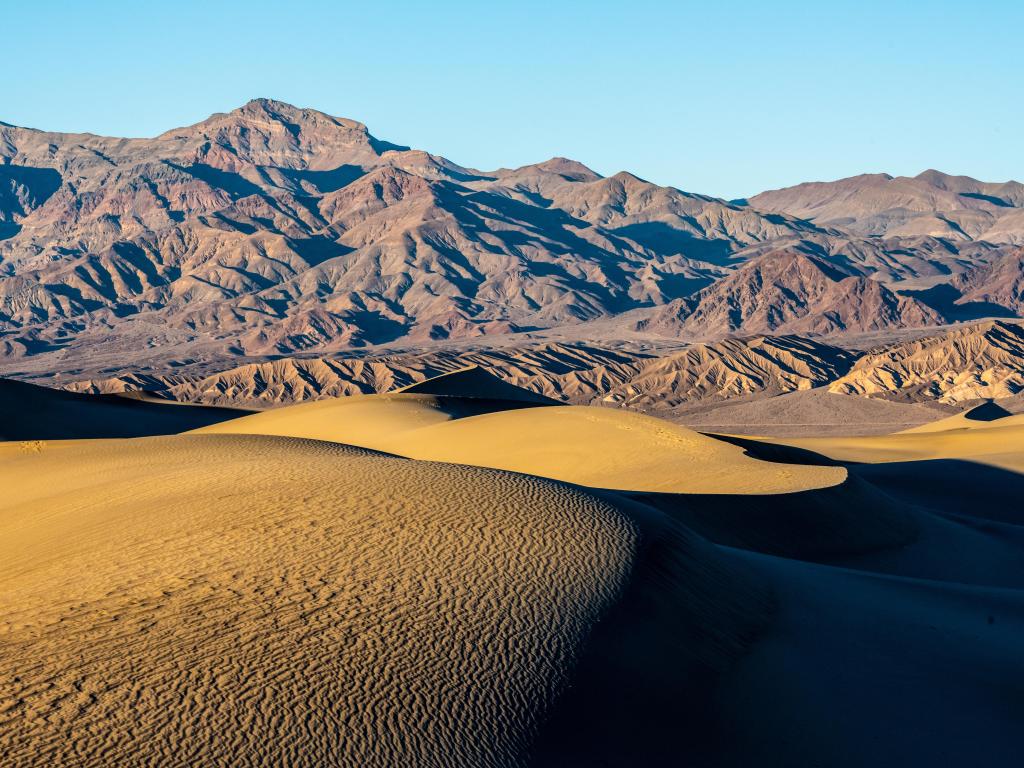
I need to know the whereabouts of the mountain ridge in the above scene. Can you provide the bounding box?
[749,169,1024,242]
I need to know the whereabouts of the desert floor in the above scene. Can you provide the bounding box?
[2,371,1022,766]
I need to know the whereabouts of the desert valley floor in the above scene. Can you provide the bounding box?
[2,364,1023,766]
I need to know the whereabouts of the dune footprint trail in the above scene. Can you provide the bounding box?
[0,435,643,767]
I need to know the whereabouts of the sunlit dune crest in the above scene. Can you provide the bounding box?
[195,368,846,494]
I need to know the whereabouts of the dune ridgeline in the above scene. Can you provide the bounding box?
[2,369,1023,766]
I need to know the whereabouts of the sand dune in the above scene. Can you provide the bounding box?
[899,400,1019,433]
[192,392,473,446]
[373,406,845,495]
[191,368,557,450]
[397,365,560,403]
[0,433,781,766]
[0,434,638,765]
[198,383,845,494]
[4,365,1024,766]
[0,377,247,441]
[763,402,1024,473]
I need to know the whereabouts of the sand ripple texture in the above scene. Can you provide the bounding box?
[0,434,638,767]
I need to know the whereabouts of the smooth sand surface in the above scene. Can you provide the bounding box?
[757,404,1024,473]
[193,392,472,445]
[375,405,846,495]
[898,400,1020,433]
[199,395,845,495]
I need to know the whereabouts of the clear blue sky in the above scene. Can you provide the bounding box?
[4,0,1021,199]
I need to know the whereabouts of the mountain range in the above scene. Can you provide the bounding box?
[2,98,1024,380]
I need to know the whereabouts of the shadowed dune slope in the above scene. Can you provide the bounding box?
[701,545,1024,768]
[635,471,918,562]
[0,378,248,441]
[0,434,775,767]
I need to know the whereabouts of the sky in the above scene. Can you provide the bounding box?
[4,0,1022,199]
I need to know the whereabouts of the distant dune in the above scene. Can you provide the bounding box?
[899,400,1017,433]
[396,364,559,403]
[772,401,1024,473]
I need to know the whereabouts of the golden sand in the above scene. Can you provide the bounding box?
[197,396,845,495]
[763,407,1024,473]
[0,434,637,766]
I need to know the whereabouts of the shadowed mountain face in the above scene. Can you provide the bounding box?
[639,250,943,337]
[949,247,1024,315]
